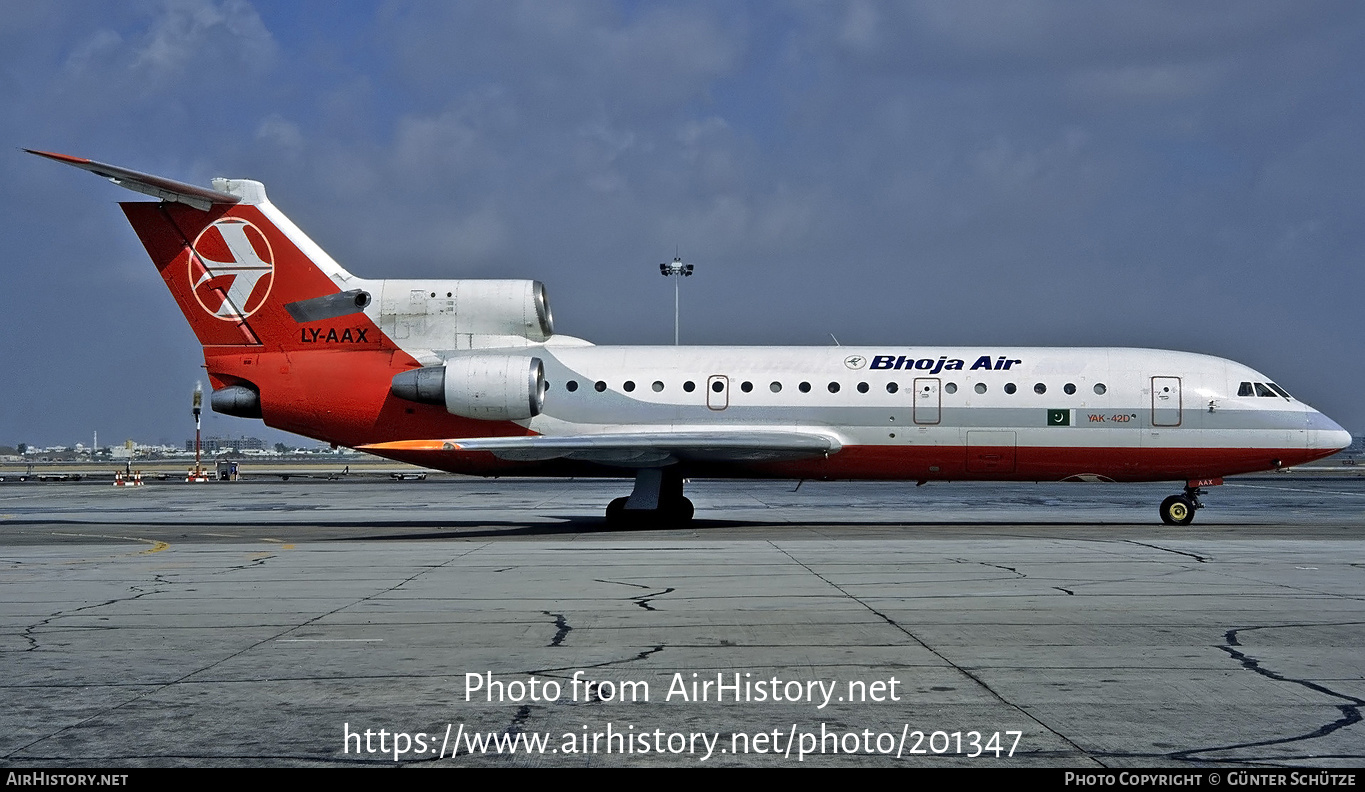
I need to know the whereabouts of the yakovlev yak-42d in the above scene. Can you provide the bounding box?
[32,150,1352,526]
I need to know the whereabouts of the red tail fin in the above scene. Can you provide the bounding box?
[27,150,377,353]
[34,151,447,445]
[122,200,359,351]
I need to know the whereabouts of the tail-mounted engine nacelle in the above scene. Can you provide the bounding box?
[391,356,545,421]
[211,384,262,418]
[377,279,554,343]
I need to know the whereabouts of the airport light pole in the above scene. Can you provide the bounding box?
[658,256,694,345]
[191,382,204,482]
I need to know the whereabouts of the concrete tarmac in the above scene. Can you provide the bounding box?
[1,477,1362,767]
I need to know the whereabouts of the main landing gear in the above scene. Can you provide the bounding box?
[605,467,694,528]
[1159,478,1221,526]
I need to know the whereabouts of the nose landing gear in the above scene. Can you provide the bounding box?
[1159,478,1221,526]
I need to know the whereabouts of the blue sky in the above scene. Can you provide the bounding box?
[2,1,1362,446]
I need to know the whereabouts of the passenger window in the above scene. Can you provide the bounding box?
[623,381,635,392]
[1238,382,1254,397]
[1064,383,1076,395]
[741,381,753,393]
[566,380,579,392]
[683,381,696,393]
[1004,383,1017,394]
[886,382,898,394]
[1034,383,1046,394]
[1254,383,1275,397]
[975,383,987,394]
[770,382,782,393]
[857,382,869,393]
[944,382,957,394]
[652,381,664,392]
[711,380,724,393]
[594,381,607,392]
[799,382,811,393]
[827,382,840,393]
[1093,383,1106,395]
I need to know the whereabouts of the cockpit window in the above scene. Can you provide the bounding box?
[1254,382,1275,397]
[1238,382,1254,397]
[1266,382,1291,399]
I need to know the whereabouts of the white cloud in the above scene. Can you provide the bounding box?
[1070,61,1232,104]
[131,0,275,76]
[255,114,302,153]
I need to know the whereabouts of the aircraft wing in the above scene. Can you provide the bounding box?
[361,431,843,467]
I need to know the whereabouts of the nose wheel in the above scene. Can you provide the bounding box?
[1160,481,1213,525]
[1159,494,1195,525]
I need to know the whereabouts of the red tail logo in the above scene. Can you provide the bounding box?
[189,217,275,320]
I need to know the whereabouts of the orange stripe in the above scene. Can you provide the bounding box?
[358,439,460,452]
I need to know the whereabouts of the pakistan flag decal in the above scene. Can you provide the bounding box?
[1047,409,1070,426]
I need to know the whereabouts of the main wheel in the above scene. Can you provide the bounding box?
[1159,494,1195,526]
[605,496,694,528]
[605,497,629,528]
[671,496,694,525]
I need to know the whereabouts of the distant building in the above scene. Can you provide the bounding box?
[186,436,267,453]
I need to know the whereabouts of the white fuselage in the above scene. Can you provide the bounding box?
[489,343,1348,482]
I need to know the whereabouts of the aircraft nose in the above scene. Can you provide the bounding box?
[1308,411,1353,452]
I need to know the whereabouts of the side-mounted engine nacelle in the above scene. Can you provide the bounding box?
[376,279,554,349]
[211,384,262,418]
[391,356,546,421]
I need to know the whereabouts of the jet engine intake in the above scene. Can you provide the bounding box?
[391,356,545,421]
[211,384,262,418]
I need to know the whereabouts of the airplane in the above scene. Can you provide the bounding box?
[30,149,1353,527]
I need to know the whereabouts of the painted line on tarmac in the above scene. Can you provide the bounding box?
[49,532,170,555]
[1226,482,1365,497]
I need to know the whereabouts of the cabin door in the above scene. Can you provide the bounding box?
[1151,377,1182,427]
[913,378,941,424]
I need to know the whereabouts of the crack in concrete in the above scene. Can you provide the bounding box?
[212,554,276,574]
[631,588,674,612]
[768,541,1096,765]
[505,704,533,736]
[592,578,677,611]
[12,574,173,654]
[1123,540,1209,563]
[1185,624,1363,757]
[536,645,666,678]
[531,645,668,704]
[3,542,491,762]
[543,611,571,647]
[596,580,679,612]
[1089,622,1365,764]
[956,558,1026,578]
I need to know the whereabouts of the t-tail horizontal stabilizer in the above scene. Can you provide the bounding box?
[25,150,240,211]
